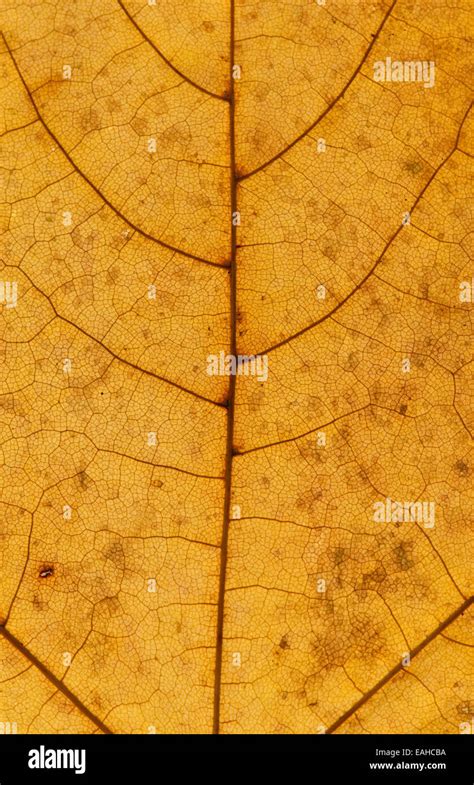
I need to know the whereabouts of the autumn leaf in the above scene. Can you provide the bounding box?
[0,0,473,736]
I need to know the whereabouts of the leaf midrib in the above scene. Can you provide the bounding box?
[212,0,237,735]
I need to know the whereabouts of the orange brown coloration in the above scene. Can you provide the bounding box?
[0,0,472,735]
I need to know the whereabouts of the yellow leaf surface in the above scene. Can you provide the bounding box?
[0,0,472,735]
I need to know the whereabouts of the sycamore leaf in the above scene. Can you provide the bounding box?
[0,0,472,735]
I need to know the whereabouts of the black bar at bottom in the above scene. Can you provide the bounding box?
[0,733,472,782]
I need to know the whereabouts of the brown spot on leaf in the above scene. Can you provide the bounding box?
[394,542,414,571]
[333,546,348,566]
[455,460,470,476]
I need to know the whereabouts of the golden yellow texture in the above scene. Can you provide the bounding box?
[0,0,472,735]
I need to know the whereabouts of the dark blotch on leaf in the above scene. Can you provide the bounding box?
[404,160,424,175]
[333,546,347,566]
[394,542,413,571]
[362,565,387,587]
[455,460,469,476]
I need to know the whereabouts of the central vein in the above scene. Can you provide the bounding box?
[212,0,237,735]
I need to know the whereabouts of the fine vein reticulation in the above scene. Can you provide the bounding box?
[0,0,472,736]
